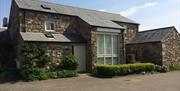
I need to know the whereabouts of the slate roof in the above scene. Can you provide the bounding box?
[128,26,175,44]
[20,32,86,43]
[14,0,138,29]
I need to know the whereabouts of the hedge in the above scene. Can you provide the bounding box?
[27,68,78,81]
[95,63,155,77]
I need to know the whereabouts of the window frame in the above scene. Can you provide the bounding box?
[96,32,119,65]
[44,20,56,32]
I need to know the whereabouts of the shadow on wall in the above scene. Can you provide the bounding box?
[0,30,15,69]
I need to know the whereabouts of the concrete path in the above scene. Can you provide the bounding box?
[0,71,180,91]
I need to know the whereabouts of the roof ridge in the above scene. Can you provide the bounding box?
[15,0,137,28]
[30,0,136,23]
[139,26,175,33]
[33,0,119,15]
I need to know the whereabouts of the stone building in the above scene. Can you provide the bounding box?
[8,0,139,72]
[126,27,180,66]
[7,0,179,72]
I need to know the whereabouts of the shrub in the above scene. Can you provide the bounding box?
[117,65,131,75]
[21,44,51,69]
[48,72,58,79]
[20,44,51,79]
[169,65,180,71]
[26,68,49,81]
[144,63,155,72]
[49,70,78,78]
[95,65,117,77]
[155,65,169,73]
[94,63,155,77]
[59,54,79,70]
[63,70,78,77]
[19,44,79,81]
[57,71,65,78]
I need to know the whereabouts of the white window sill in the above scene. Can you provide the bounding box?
[45,30,55,32]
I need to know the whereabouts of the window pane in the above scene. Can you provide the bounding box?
[50,23,55,30]
[46,23,51,30]
[113,57,118,65]
[97,34,104,54]
[97,58,104,64]
[105,35,112,54]
[46,22,55,30]
[105,57,112,65]
[113,35,118,54]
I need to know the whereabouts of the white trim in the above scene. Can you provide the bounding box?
[96,32,119,35]
[97,27,121,33]
[44,20,55,32]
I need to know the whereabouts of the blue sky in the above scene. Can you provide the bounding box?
[0,0,180,31]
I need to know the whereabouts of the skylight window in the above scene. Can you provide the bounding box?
[44,33,54,39]
[41,4,51,10]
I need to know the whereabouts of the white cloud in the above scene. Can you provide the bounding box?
[139,10,180,32]
[99,9,107,12]
[176,0,180,2]
[119,2,159,17]
[144,2,159,7]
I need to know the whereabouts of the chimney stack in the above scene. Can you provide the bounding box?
[3,17,8,27]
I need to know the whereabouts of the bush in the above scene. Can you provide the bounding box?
[20,44,51,80]
[19,44,79,81]
[57,71,65,78]
[62,70,78,77]
[94,63,155,77]
[48,72,58,79]
[49,70,78,78]
[26,68,49,81]
[21,44,51,69]
[95,65,117,77]
[59,54,79,70]
[155,65,169,73]
[169,65,180,71]
[116,65,130,75]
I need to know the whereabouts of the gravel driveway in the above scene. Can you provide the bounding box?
[0,71,180,91]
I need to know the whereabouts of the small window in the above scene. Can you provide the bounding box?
[45,21,55,32]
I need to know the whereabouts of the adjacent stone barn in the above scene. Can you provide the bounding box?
[126,26,180,66]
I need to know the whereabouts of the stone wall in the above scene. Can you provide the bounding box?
[114,22,139,63]
[162,29,180,66]
[114,22,139,43]
[126,42,163,65]
[19,10,77,34]
[21,42,85,70]
[8,0,20,48]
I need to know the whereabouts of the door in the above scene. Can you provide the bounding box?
[74,45,86,72]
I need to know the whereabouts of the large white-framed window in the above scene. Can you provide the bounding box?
[96,33,119,65]
[44,20,55,32]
